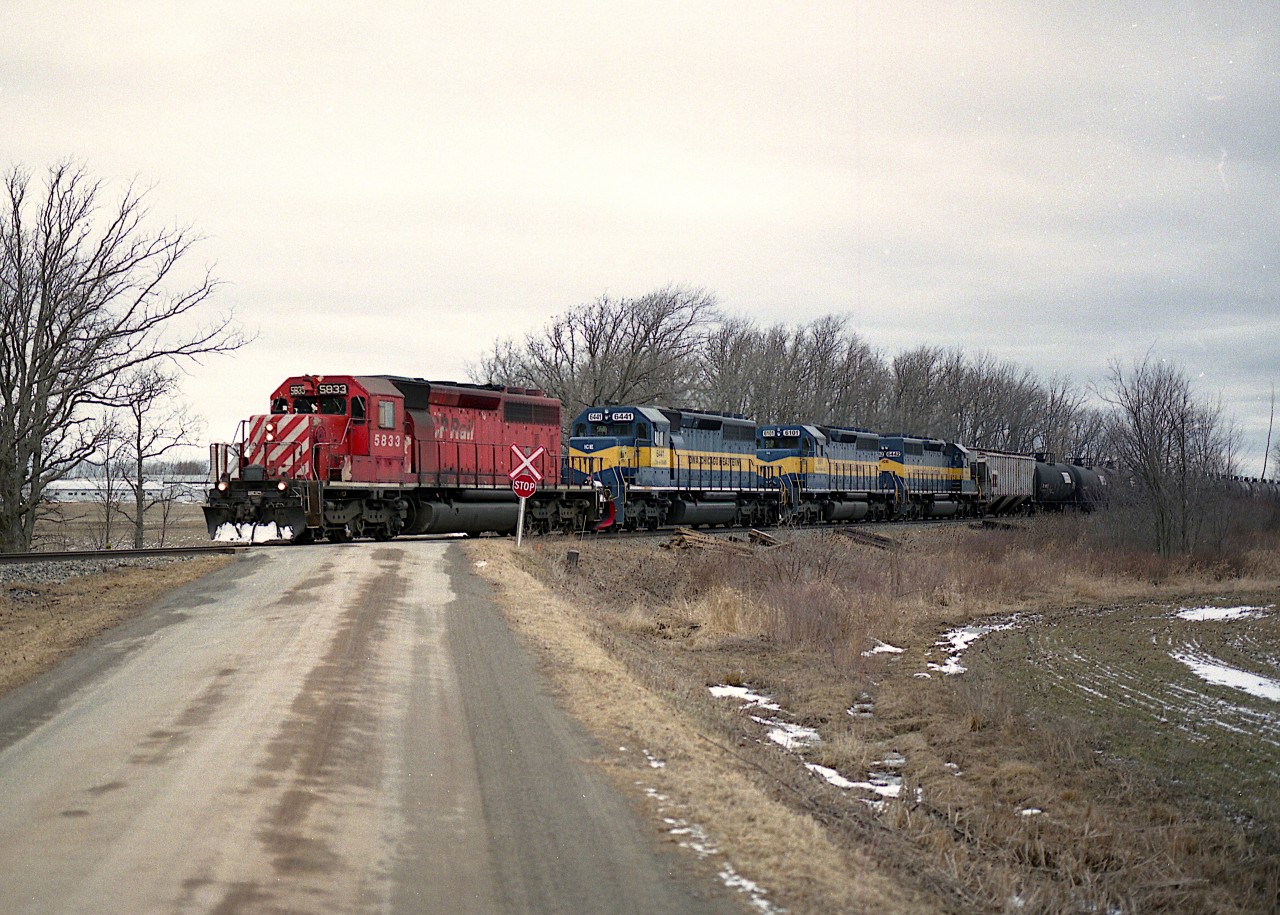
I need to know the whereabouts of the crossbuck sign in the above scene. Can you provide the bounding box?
[508,444,545,483]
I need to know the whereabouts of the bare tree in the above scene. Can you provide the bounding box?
[1100,353,1237,555]
[113,367,202,548]
[0,161,243,551]
[695,315,761,416]
[84,414,127,549]
[475,285,718,422]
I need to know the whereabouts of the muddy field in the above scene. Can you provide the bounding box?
[484,519,1280,913]
[30,501,213,550]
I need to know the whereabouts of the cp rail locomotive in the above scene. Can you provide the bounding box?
[204,373,1109,542]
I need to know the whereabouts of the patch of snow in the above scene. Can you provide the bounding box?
[750,715,820,750]
[926,618,1020,676]
[848,696,875,718]
[708,685,781,711]
[1019,808,1043,817]
[806,762,859,789]
[1175,604,1270,622]
[645,782,780,913]
[849,773,902,798]
[862,640,904,656]
[719,863,781,914]
[664,818,718,857]
[473,560,487,569]
[643,749,666,769]
[1171,650,1280,702]
[214,522,292,543]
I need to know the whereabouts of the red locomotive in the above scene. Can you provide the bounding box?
[205,375,594,541]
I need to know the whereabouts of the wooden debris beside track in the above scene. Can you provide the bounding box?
[663,527,783,554]
[836,528,898,551]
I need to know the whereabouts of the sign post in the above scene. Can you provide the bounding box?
[508,445,545,547]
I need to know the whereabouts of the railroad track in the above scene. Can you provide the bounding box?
[0,543,254,566]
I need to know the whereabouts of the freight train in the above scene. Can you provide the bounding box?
[203,374,1109,542]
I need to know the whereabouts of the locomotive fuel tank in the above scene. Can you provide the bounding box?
[822,499,870,522]
[666,495,739,526]
[405,498,519,536]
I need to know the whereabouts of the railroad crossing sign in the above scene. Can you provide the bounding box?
[509,444,545,483]
[509,445,546,548]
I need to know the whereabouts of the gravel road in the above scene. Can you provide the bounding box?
[0,541,734,914]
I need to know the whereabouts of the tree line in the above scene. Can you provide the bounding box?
[476,285,1105,460]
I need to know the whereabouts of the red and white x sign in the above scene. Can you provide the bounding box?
[509,444,546,482]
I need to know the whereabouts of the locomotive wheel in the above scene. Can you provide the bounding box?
[326,527,352,543]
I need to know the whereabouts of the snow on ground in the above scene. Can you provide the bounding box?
[213,522,292,543]
[710,684,904,809]
[1170,650,1280,702]
[926,616,1023,676]
[862,640,904,657]
[1176,604,1272,622]
[708,685,781,711]
[639,783,781,914]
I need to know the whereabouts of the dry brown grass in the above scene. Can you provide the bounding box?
[468,538,932,914]
[496,517,1280,914]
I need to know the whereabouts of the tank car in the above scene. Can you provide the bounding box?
[1030,455,1109,512]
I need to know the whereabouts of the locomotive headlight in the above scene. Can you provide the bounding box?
[277,481,288,492]
[217,481,228,492]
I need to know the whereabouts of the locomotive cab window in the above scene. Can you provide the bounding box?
[319,396,346,415]
[271,397,288,414]
[293,396,316,414]
[378,400,395,429]
[351,397,366,422]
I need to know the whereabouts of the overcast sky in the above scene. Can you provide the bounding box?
[4,2,1278,471]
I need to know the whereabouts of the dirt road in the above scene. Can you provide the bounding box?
[0,542,733,914]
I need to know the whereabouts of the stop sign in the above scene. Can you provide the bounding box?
[511,473,537,499]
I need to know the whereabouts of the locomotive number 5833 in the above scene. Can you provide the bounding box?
[373,433,402,448]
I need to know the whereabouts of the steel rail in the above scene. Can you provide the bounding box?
[0,544,254,566]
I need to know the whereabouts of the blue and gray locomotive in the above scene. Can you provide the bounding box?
[565,403,1108,530]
